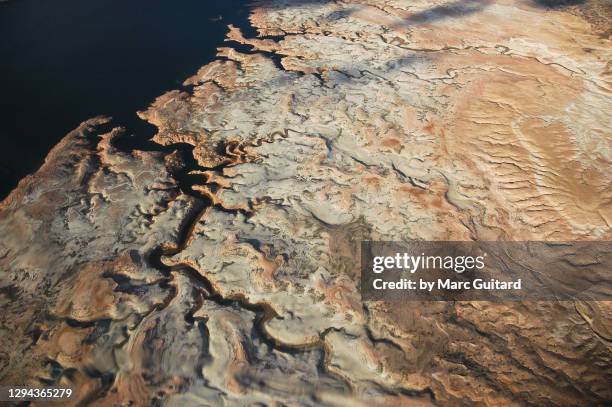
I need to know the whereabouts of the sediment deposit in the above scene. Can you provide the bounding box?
[1,1,611,406]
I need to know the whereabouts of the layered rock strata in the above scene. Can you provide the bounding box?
[1,1,611,406]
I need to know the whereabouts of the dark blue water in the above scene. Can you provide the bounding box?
[0,0,254,198]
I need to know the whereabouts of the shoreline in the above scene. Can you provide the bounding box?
[1,1,610,405]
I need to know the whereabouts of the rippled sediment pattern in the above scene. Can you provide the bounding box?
[0,1,611,406]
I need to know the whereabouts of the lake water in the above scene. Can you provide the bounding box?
[0,0,253,198]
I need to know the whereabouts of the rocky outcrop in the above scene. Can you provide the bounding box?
[0,118,202,402]
[1,1,610,406]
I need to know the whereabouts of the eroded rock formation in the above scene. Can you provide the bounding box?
[1,1,611,406]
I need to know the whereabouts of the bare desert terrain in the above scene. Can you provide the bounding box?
[1,1,610,405]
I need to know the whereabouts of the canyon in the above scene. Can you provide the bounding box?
[0,0,611,406]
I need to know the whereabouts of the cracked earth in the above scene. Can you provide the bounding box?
[0,0,611,406]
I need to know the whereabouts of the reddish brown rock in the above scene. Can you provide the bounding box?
[1,1,610,406]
